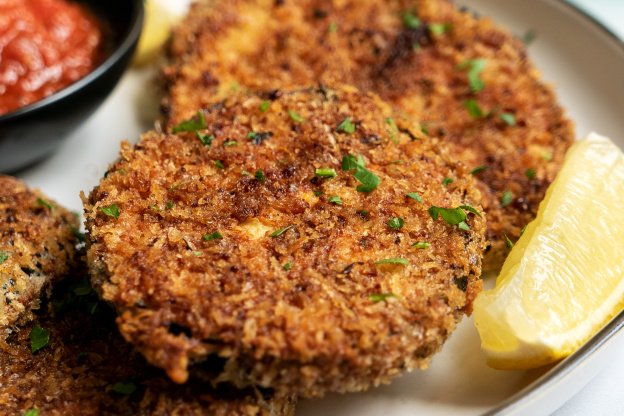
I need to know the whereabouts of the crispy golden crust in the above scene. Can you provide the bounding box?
[161,0,574,270]
[84,88,486,397]
[0,175,79,328]
[0,275,295,416]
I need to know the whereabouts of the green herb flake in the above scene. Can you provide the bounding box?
[193,251,201,256]
[150,206,162,212]
[241,171,251,177]
[354,168,381,193]
[314,191,323,197]
[336,117,356,134]
[421,124,429,135]
[368,293,398,303]
[457,59,487,93]
[328,22,338,32]
[166,201,173,210]
[259,100,270,112]
[525,168,536,179]
[341,154,366,171]
[29,325,49,353]
[501,190,513,207]
[521,225,527,236]
[37,198,55,209]
[458,221,470,231]
[283,262,293,270]
[459,205,483,218]
[412,241,431,249]
[429,22,452,36]
[541,152,553,161]
[427,206,466,226]
[388,217,404,230]
[463,98,484,118]
[0,250,9,265]
[499,113,516,127]
[223,141,238,146]
[255,170,267,182]
[374,258,409,266]
[385,117,399,132]
[23,409,39,416]
[231,81,240,91]
[71,226,86,243]
[269,225,294,237]
[275,159,287,165]
[168,183,186,191]
[246,131,256,139]
[360,209,369,215]
[172,111,206,133]
[387,128,398,143]
[196,131,214,147]
[215,160,224,169]
[523,29,537,46]
[112,378,138,395]
[403,10,421,29]
[203,231,223,241]
[442,177,454,187]
[389,159,403,164]
[119,169,127,175]
[329,196,343,205]
[316,168,337,178]
[288,110,306,122]
[505,234,515,248]
[406,193,423,203]
[101,204,120,220]
[470,165,488,175]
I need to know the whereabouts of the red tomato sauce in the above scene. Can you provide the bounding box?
[0,0,105,115]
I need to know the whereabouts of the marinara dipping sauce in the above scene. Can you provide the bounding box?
[0,0,105,116]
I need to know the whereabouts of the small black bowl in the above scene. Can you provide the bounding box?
[0,0,144,173]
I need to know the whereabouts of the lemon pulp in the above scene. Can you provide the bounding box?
[474,132,624,370]
[133,0,180,67]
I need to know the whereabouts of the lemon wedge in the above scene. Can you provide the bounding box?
[133,0,181,67]
[474,132,624,370]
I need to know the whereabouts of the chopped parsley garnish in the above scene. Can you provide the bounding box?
[168,183,186,191]
[457,59,487,93]
[150,206,162,212]
[241,171,251,176]
[37,198,55,209]
[403,10,421,29]
[193,251,201,256]
[203,231,223,241]
[101,204,120,219]
[406,192,423,203]
[23,410,39,416]
[523,29,537,46]
[336,117,356,134]
[470,165,488,175]
[386,117,399,132]
[275,159,287,165]
[360,209,369,215]
[197,132,214,147]
[166,201,173,210]
[328,22,338,32]
[269,225,294,237]
[223,141,238,146]
[255,170,267,182]
[29,325,49,353]
[458,222,470,231]
[428,205,481,230]
[341,153,366,171]
[501,190,513,207]
[442,177,454,187]
[231,81,240,91]
[119,169,127,175]
[388,218,404,230]
[368,293,398,303]
[541,152,553,161]
[329,196,343,205]
[288,110,306,122]
[247,131,256,139]
[259,100,270,112]
[463,98,484,118]
[314,191,323,197]
[0,249,9,265]
[283,262,293,270]
[412,241,431,249]
[387,129,398,143]
[505,234,515,248]
[374,258,409,265]
[389,159,404,164]
[421,123,429,135]
[429,22,452,36]
[172,111,206,133]
[316,168,337,178]
[499,113,516,127]
[53,278,100,315]
[341,154,380,193]
[215,160,224,169]
[525,168,536,179]
[521,225,527,236]
[459,205,482,217]
[71,226,86,242]
[112,378,138,395]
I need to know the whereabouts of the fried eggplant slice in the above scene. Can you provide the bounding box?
[84,87,486,397]
[0,175,79,329]
[0,275,295,416]
[161,0,574,270]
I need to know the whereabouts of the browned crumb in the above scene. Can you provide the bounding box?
[161,0,574,270]
[0,175,79,329]
[84,87,486,398]
[0,274,295,416]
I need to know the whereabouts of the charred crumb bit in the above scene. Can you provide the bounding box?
[252,131,274,145]
[313,9,328,19]
[360,135,381,146]
[454,276,469,292]
[168,323,193,338]
[341,262,361,275]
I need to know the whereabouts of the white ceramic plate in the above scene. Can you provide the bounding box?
[14,0,624,414]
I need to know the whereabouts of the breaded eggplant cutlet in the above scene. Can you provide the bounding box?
[0,275,295,416]
[84,87,487,397]
[161,0,574,270]
[0,175,79,329]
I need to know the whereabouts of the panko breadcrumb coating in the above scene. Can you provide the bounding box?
[84,87,486,398]
[0,175,79,329]
[161,0,574,270]
[0,274,295,416]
